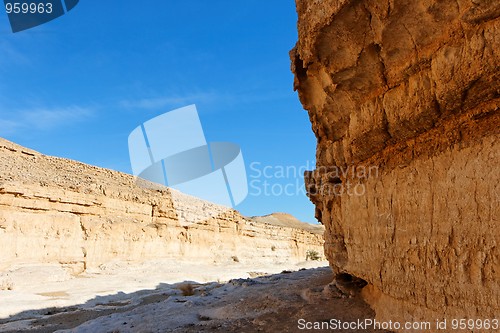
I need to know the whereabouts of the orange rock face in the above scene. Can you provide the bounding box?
[291,0,499,330]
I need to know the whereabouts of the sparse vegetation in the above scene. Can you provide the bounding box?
[248,271,268,278]
[178,283,195,296]
[271,245,276,251]
[231,255,240,262]
[306,250,321,261]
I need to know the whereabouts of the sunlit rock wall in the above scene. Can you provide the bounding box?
[291,0,499,331]
[0,138,324,277]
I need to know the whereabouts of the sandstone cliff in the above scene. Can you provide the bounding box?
[291,0,499,331]
[0,138,324,280]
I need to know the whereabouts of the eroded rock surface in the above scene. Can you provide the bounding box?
[0,138,324,279]
[0,268,390,333]
[291,0,499,330]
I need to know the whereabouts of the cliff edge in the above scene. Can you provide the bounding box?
[291,0,499,331]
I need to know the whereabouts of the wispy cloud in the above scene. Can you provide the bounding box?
[0,106,94,136]
[120,92,218,110]
[119,89,290,112]
[0,119,23,136]
[0,40,30,67]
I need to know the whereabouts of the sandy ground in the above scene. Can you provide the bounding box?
[0,260,323,319]
[0,261,391,333]
[0,261,316,330]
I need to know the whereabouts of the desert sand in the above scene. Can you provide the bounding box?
[0,264,392,333]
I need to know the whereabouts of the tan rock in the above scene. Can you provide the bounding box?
[291,0,499,331]
[0,138,324,278]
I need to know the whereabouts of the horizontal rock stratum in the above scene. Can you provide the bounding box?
[291,0,499,331]
[0,138,324,279]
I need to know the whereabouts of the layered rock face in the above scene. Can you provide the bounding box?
[291,0,499,330]
[0,138,324,277]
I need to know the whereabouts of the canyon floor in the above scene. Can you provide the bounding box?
[0,265,392,333]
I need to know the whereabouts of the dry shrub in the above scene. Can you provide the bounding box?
[179,283,195,296]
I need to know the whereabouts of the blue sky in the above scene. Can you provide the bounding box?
[0,1,319,223]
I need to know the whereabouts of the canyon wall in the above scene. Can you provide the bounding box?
[291,0,499,331]
[0,138,324,279]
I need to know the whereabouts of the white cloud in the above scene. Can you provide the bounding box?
[0,119,23,136]
[119,89,289,112]
[120,92,218,110]
[0,106,94,136]
[0,40,30,67]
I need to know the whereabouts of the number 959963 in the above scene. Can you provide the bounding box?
[5,2,53,14]
[451,318,499,330]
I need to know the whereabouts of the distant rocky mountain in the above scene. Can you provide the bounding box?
[250,213,323,234]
